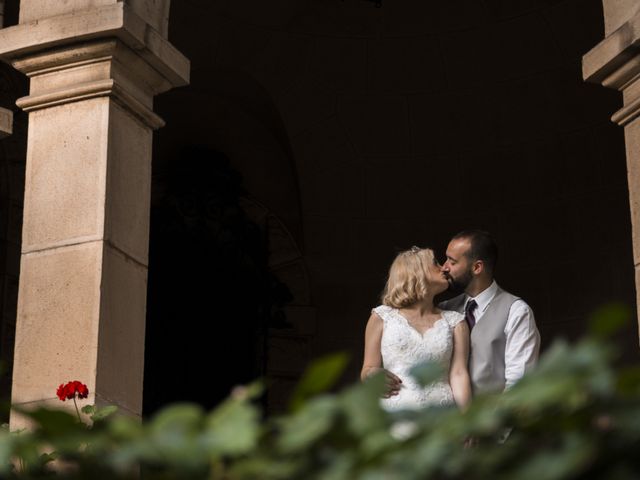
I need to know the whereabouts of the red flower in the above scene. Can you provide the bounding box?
[56,383,67,401]
[56,381,89,402]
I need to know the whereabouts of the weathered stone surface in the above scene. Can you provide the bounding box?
[3,2,188,429]
[19,0,115,23]
[105,101,153,265]
[583,8,640,90]
[0,3,188,88]
[19,0,171,38]
[21,99,110,252]
[0,107,11,139]
[12,242,102,405]
[96,245,148,415]
[603,0,640,36]
[624,118,640,267]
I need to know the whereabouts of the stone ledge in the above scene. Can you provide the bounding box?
[583,9,640,88]
[15,78,164,130]
[603,0,640,37]
[0,107,12,138]
[0,3,189,89]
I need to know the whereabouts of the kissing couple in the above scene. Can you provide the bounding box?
[361,230,541,412]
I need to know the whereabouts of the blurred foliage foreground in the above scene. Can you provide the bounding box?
[3,304,640,479]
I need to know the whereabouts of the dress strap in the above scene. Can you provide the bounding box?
[443,310,465,328]
[372,305,394,326]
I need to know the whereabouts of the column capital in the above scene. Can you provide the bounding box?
[0,107,12,138]
[0,3,189,128]
[583,9,640,126]
[12,39,173,129]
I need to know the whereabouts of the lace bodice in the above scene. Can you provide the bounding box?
[373,305,465,411]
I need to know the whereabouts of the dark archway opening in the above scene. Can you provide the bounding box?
[143,147,293,415]
[0,58,28,416]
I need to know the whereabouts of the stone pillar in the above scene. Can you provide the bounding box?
[584,1,640,338]
[0,1,189,426]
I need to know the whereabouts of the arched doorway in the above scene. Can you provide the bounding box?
[145,68,312,414]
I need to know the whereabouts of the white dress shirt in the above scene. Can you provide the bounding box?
[465,280,540,389]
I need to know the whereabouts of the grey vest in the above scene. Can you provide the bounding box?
[440,286,519,394]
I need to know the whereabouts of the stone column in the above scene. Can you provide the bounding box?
[584,1,640,337]
[0,1,189,427]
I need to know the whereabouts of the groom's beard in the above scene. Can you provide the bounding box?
[446,269,473,294]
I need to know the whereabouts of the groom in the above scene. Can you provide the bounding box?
[439,230,540,394]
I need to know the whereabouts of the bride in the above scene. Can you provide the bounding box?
[361,246,471,411]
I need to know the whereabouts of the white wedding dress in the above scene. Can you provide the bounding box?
[373,305,465,411]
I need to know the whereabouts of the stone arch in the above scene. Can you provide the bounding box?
[145,66,313,413]
[238,196,315,411]
[160,0,636,367]
[153,68,304,246]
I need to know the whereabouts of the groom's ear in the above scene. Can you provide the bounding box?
[472,260,484,275]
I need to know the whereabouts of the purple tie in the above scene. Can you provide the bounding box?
[465,299,477,330]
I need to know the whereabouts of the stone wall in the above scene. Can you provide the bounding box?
[150,0,637,393]
[0,0,634,413]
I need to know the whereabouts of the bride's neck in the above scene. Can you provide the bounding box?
[402,298,437,316]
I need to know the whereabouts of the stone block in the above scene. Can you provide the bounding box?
[105,101,152,265]
[19,0,114,23]
[624,118,640,266]
[12,242,102,405]
[96,244,147,416]
[0,4,189,89]
[127,0,171,37]
[22,99,110,252]
[19,0,170,37]
[603,0,640,36]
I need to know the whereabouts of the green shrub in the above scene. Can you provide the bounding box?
[3,304,640,479]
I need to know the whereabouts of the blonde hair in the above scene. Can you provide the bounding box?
[381,247,436,308]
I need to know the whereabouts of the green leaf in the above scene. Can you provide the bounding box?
[340,374,388,436]
[91,405,118,422]
[410,361,445,387]
[21,407,86,436]
[81,404,96,415]
[149,403,204,435]
[289,352,349,412]
[203,396,260,456]
[278,396,338,453]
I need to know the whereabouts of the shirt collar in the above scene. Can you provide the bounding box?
[466,280,498,313]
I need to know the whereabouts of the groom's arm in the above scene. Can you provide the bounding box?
[504,300,540,389]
